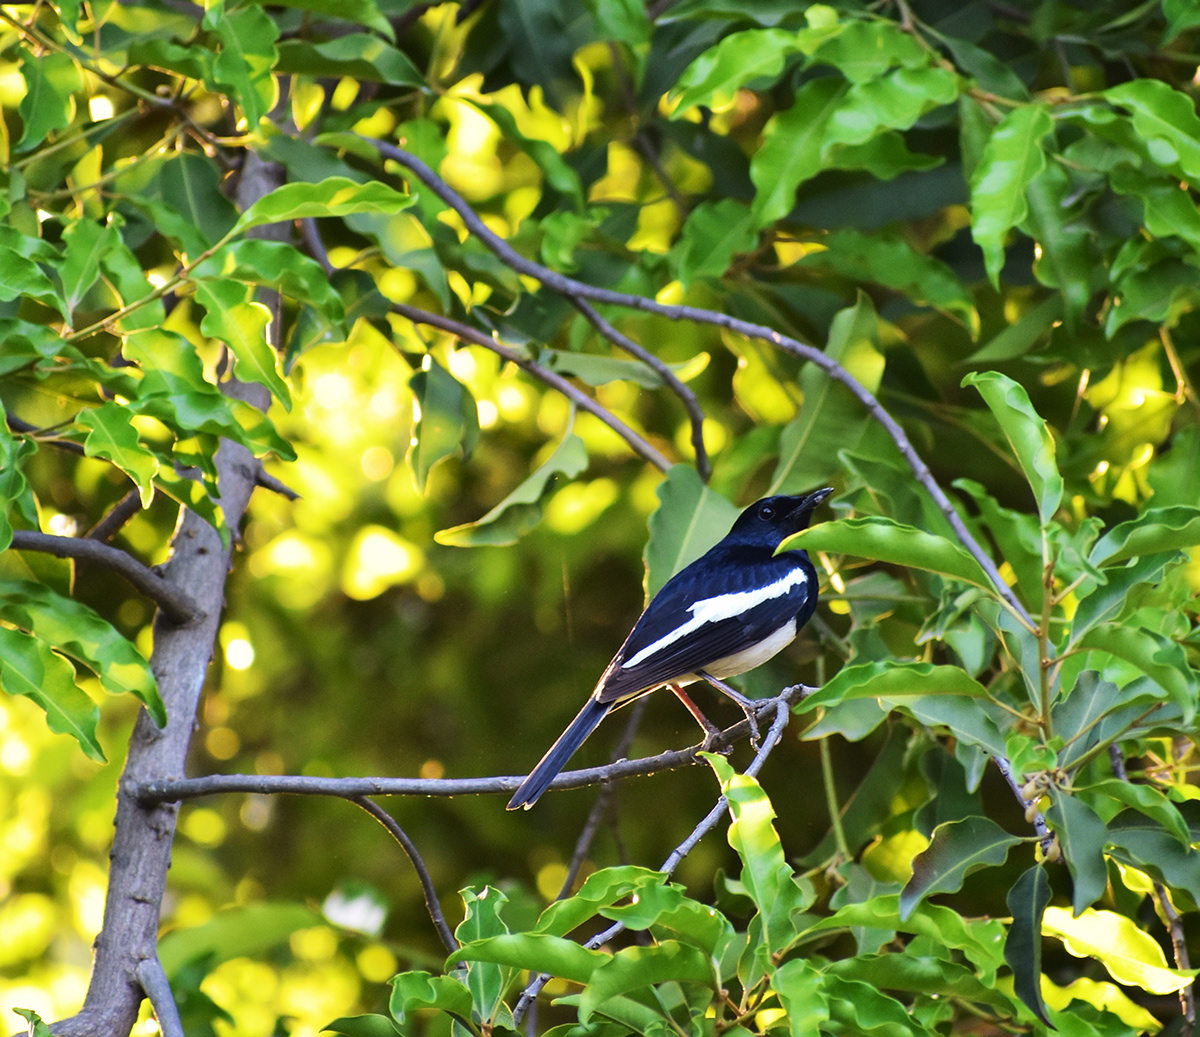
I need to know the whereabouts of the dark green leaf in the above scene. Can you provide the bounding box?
[676,199,756,289]
[324,1013,401,1037]
[1091,506,1200,565]
[60,221,117,317]
[900,817,1021,920]
[579,942,713,1024]
[207,6,279,128]
[1004,865,1052,1026]
[404,357,480,496]
[16,49,82,152]
[797,661,990,714]
[276,36,422,84]
[1046,794,1108,915]
[771,958,829,1037]
[1074,623,1195,722]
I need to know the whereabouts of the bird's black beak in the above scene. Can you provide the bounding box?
[782,487,832,534]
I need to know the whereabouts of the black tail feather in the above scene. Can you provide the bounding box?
[507,697,611,810]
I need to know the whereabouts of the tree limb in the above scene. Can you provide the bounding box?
[135,957,185,1037]
[137,687,812,805]
[9,530,202,626]
[86,489,144,542]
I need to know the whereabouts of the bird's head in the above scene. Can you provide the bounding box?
[728,487,833,548]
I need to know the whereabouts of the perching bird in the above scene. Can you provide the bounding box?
[507,486,833,810]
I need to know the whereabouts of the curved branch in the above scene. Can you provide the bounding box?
[86,489,144,542]
[390,302,673,473]
[9,530,202,625]
[353,797,459,953]
[136,686,812,805]
[363,136,1031,628]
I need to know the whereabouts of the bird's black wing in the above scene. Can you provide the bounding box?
[596,551,815,704]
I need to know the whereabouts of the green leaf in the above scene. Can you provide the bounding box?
[153,470,230,548]
[455,886,514,1028]
[1043,906,1199,994]
[1069,555,1176,642]
[0,579,164,725]
[797,661,990,714]
[676,199,757,289]
[1105,78,1200,182]
[822,66,960,151]
[207,5,279,128]
[1046,794,1108,916]
[0,248,67,318]
[782,515,994,589]
[233,177,415,234]
[1090,506,1200,565]
[1106,810,1200,912]
[12,1008,54,1037]
[669,28,801,114]
[601,881,735,956]
[276,36,421,85]
[403,359,480,497]
[963,293,1063,363]
[535,349,692,390]
[535,866,666,936]
[78,403,159,507]
[579,942,713,1024]
[900,817,1021,920]
[1004,865,1052,1026]
[324,1013,401,1037]
[1087,780,1191,848]
[192,240,346,324]
[0,625,104,761]
[16,49,82,152]
[750,76,848,228]
[809,18,929,81]
[1053,670,1156,769]
[969,104,1054,286]
[771,958,829,1037]
[387,973,472,1025]
[150,151,240,253]
[962,371,1062,525]
[643,465,737,599]
[447,934,606,984]
[470,100,582,206]
[824,976,922,1036]
[60,221,117,318]
[769,293,882,495]
[1074,622,1195,723]
[192,279,291,409]
[1024,162,1095,330]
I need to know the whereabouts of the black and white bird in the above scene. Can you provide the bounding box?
[507,486,832,810]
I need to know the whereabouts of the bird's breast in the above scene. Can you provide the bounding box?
[700,617,799,680]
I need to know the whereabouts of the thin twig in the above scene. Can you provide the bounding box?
[571,298,710,480]
[390,302,673,473]
[513,692,799,1023]
[86,490,144,542]
[137,688,811,805]
[135,958,185,1037]
[360,136,1031,628]
[353,796,459,953]
[1110,746,1194,1032]
[9,530,202,625]
[6,414,86,455]
[301,216,335,274]
[992,752,1052,851]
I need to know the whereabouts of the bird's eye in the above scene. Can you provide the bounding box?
[758,504,775,521]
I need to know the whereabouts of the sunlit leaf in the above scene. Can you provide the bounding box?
[447,933,606,984]
[783,515,994,589]
[232,177,414,234]
[387,973,471,1026]
[797,661,990,713]
[669,28,802,114]
[60,220,117,317]
[1090,505,1200,565]
[0,625,104,760]
[771,958,830,1037]
[192,279,291,408]
[643,465,738,598]
[16,49,82,152]
[206,5,279,128]
[1043,906,1199,994]
[579,942,713,1023]
[78,403,159,506]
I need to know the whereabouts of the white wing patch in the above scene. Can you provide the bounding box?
[621,567,807,670]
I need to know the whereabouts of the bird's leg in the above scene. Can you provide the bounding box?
[697,671,762,749]
[667,683,726,751]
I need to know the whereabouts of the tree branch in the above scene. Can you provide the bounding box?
[86,489,144,542]
[136,687,812,805]
[390,302,673,473]
[9,530,202,626]
[135,958,185,1037]
[363,136,1031,628]
[353,797,459,953]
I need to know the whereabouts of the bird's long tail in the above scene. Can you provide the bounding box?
[507,696,611,810]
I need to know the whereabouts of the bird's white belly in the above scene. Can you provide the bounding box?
[679,618,799,682]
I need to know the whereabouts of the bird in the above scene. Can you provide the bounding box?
[507,486,833,810]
